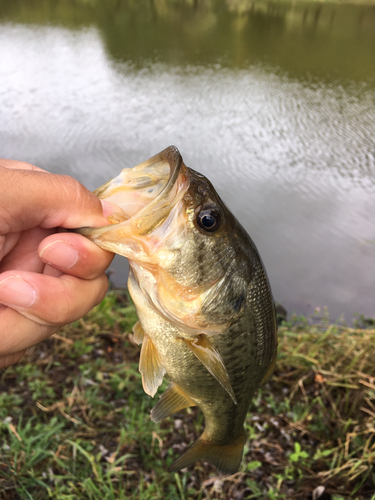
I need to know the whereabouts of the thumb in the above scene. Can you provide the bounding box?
[0,166,122,233]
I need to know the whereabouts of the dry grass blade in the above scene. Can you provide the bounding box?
[0,292,374,499]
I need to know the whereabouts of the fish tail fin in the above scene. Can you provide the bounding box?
[168,430,246,475]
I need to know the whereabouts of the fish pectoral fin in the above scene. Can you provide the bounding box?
[259,349,277,387]
[132,321,145,345]
[182,334,237,405]
[151,382,196,423]
[139,334,166,397]
[169,430,247,475]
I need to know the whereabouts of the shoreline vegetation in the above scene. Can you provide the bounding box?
[0,289,374,499]
[2,0,375,84]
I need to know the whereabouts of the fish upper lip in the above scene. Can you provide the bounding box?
[159,146,182,196]
[133,146,183,221]
[129,145,189,236]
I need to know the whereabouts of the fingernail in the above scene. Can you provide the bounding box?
[100,200,125,219]
[0,276,37,308]
[39,240,79,270]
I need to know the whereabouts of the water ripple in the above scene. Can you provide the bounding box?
[1,23,374,320]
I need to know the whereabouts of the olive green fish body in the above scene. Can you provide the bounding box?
[78,146,277,474]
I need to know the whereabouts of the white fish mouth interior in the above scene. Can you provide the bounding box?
[94,147,183,223]
[96,160,171,219]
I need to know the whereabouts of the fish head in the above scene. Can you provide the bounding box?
[80,146,253,334]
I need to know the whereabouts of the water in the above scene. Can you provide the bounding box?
[1,0,374,322]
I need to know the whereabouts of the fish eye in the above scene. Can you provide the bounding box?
[197,208,221,232]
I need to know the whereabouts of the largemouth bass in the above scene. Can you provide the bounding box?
[78,146,277,474]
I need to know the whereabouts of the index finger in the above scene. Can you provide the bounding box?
[39,232,114,280]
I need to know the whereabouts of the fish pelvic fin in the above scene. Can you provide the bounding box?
[151,382,196,423]
[139,334,166,397]
[132,321,145,345]
[169,430,247,475]
[182,334,237,404]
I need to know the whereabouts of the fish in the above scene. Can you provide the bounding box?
[77,146,278,474]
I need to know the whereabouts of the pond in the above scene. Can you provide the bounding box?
[1,0,374,322]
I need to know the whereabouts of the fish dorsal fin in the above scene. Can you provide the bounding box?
[182,334,237,404]
[151,382,196,423]
[139,334,166,397]
[169,429,246,474]
[132,321,145,345]
[259,349,277,387]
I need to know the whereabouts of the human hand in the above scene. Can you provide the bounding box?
[0,159,121,369]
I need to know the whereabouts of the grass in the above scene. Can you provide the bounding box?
[0,290,374,499]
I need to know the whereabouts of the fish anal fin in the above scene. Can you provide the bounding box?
[151,382,196,423]
[259,349,277,387]
[139,334,166,397]
[132,321,145,345]
[182,334,237,404]
[169,430,246,475]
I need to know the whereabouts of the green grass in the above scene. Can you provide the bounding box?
[0,290,374,499]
